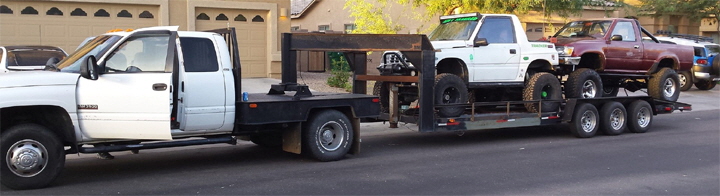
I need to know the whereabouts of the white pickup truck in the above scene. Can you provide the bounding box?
[375,13,559,117]
[0,26,379,189]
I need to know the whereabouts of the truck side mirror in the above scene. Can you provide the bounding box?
[610,35,623,41]
[474,38,489,47]
[80,55,99,80]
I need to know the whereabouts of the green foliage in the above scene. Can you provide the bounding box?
[344,0,405,34]
[327,53,353,92]
[636,0,719,29]
[345,0,593,34]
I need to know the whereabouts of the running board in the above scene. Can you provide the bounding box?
[77,137,237,153]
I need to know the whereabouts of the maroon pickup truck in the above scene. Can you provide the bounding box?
[552,18,693,102]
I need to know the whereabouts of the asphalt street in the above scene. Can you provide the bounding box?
[2,83,719,195]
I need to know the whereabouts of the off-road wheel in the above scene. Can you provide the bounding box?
[694,79,717,90]
[1,124,65,190]
[565,68,603,98]
[678,71,693,91]
[648,68,680,101]
[599,102,627,135]
[302,109,353,162]
[373,81,390,113]
[627,100,653,133]
[569,103,599,138]
[434,73,468,117]
[523,72,562,113]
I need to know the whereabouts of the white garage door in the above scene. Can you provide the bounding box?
[0,1,159,53]
[195,8,268,78]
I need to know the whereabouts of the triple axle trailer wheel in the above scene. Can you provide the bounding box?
[569,100,653,138]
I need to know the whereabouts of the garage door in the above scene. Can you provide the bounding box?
[0,1,159,53]
[195,8,268,78]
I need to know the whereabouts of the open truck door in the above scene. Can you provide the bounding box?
[76,27,179,140]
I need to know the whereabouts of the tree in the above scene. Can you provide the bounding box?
[344,0,595,34]
[636,0,720,31]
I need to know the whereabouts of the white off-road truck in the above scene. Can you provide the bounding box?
[375,13,559,117]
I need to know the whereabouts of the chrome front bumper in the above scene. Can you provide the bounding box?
[559,56,581,65]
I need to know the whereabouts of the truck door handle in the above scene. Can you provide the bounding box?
[153,83,167,91]
[633,45,640,49]
[510,49,516,54]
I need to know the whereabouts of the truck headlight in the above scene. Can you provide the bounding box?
[562,47,574,56]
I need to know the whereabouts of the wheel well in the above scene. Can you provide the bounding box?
[578,53,602,70]
[658,58,675,70]
[528,60,552,72]
[308,107,354,120]
[436,58,469,83]
[0,106,75,146]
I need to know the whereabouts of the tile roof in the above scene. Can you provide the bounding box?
[291,0,316,18]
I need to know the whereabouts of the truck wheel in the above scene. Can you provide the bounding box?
[523,72,562,113]
[627,100,653,133]
[372,81,389,113]
[569,103,599,138]
[602,86,619,97]
[694,79,717,90]
[1,124,65,190]
[302,109,353,162]
[249,133,282,148]
[678,71,693,91]
[599,102,627,135]
[648,68,680,101]
[435,73,468,117]
[565,68,603,98]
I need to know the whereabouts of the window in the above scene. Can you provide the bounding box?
[104,35,170,73]
[94,9,109,17]
[251,15,264,22]
[21,6,38,15]
[117,10,132,18]
[477,17,515,44]
[70,8,86,16]
[46,7,62,16]
[610,21,636,41]
[234,14,246,21]
[216,13,228,21]
[344,24,356,33]
[318,25,330,31]
[196,13,209,20]
[180,37,218,72]
[6,49,65,67]
[139,11,153,18]
[534,28,543,32]
[0,5,12,14]
[291,26,300,31]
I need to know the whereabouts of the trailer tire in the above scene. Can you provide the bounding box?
[565,68,603,98]
[523,72,562,113]
[435,73,468,117]
[678,71,693,91]
[569,103,599,138]
[599,102,627,135]
[302,109,353,162]
[1,124,65,190]
[627,100,653,133]
[694,79,717,90]
[648,68,680,101]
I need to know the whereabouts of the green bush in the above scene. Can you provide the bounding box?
[326,53,353,92]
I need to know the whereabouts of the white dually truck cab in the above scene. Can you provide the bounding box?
[376,13,560,117]
[0,26,379,189]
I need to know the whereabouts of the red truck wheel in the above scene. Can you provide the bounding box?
[565,68,603,98]
[648,68,680,101]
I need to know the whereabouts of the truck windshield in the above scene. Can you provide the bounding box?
[429,19,478,41]
[57,35,121,73]
[554,21,612,39]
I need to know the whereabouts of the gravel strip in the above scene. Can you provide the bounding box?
[296,72,376,94]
